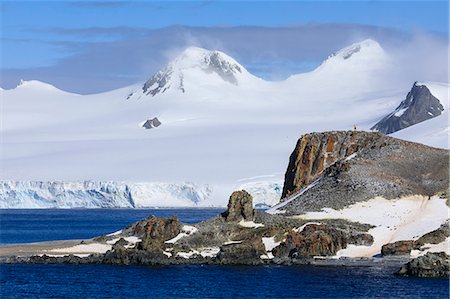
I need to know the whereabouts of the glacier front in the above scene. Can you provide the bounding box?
[0,181,213,208]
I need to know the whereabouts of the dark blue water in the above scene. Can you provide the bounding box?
[0,209,222,244]
[0,209,448,298]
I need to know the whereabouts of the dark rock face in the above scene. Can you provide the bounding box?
[278,131,449,215]
[142,117,162,129]
[272,224,373,258]
[416,222,450,246]
[222,190,255,222]
[217,237,266,264]
[381,240,417,256]
[281,131,385,199]
[138,216,181,251]
[396,252,450,278]
[371,82,444,134]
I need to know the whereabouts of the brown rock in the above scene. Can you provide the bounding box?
[217,237,266,264]
[381,240,417,256]
[222,190,255,222]
[281,131,385,199]
[138,216,181,251]
[273,224,373,258]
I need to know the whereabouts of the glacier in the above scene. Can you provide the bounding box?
[0,180,282,208]
[0,181,212,208]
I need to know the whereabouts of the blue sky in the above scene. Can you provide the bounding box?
[1,0,448,93]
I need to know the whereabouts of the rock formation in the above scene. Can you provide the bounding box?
[381,240,417,256]
[281,131,385,199]
[272,224,373,258]
[371,82,444,134]
[222,190,255,222]
[138,216,181,251]
[142,117,162,129]
[396,252,450,277]
[278,131,449,215]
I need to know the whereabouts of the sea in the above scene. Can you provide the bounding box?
[1,209,449,299]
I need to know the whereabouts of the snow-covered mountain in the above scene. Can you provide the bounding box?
[1,39,448,208]
[127,47,259,100]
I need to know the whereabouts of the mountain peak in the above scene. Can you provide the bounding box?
[130,47,248,99]
[328,39,382,61]
[15,80,62,92]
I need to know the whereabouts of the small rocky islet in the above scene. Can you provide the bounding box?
[2,131,449,278]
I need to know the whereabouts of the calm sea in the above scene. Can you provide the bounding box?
[0,209,448,298]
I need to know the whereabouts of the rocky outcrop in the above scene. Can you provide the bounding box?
[217,237,266,264]
[272,224,373,258]
[222,190,254,222]
[395,252,450,277]
[281,131,385,199]
[381,240,417,256]
[371,82,444,134]
[416,222,450,246]
[278,131,449,215]
[137,216,181,251]
[142,117,161,129]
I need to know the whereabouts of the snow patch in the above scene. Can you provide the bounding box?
[165,225,198,244]
[294,195,449,257]
[238,220,264,228]
[394,107,408,117]
[410,237,450,258]
[294,222,323,233]
[49,243,112,254]
[262,236,281,252]
[223,240,243,245]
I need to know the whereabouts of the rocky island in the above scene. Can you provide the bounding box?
[1,131,449,278]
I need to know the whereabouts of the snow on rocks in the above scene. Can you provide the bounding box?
[294,222,323,233]
[260,236,281,260]
[165,225,198,244]
[294,195,449,257]
[411,237,450,258]
[223,240,243,245]
[48,243,112,255]
[238,220,264,228]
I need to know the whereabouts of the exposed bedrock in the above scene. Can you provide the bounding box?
[272,224,373,258]
[281,131,387,199]
[279,131,449,215]
[381,222,450,256]
[371,82,444,134]
[381,240,417,256]
[137,216,181,251]
[222,190,255,222]
[396,252,450,278]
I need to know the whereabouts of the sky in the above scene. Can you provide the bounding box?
[0,0,449,93]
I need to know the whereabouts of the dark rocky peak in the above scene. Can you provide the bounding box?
[142,117,161,129]
[371,82,444,134]
[281,131,386,199]
[222,190,255,222]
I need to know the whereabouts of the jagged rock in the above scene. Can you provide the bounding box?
[222,190,255,222]
[416,222,450,246]
[371,82,444,134]
[112,238,129,250]
[272,224,373,258]
[137,216,181,251]
[217,237,266,264]
[381,240,417,256]
[278,131,449,215]
[142,117,162,129]
[281,131,385,199]
[395,252,450,277]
